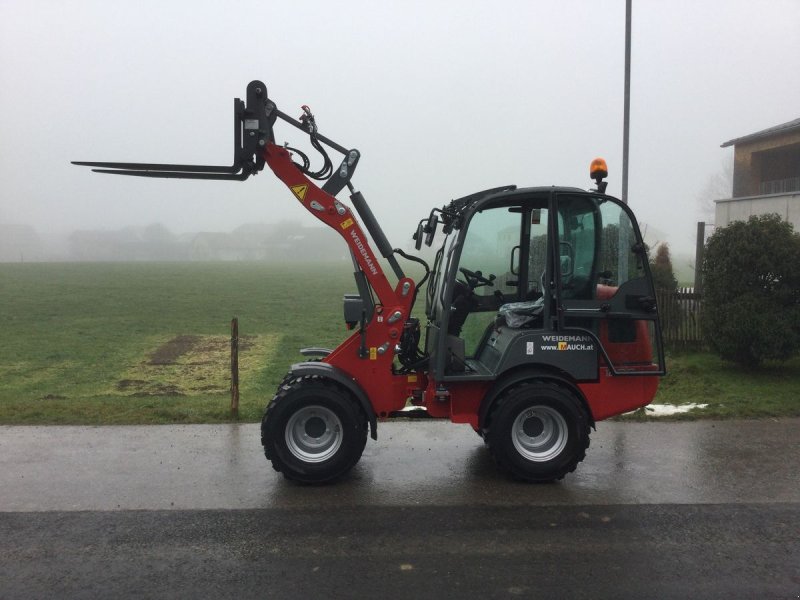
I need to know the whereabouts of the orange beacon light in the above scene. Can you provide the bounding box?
[590,157,608,192]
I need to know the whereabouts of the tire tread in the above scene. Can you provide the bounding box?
[486,380,590,482]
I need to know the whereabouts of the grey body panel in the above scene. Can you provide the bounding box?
[477,327,599,382]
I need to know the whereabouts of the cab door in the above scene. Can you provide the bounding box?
[555,194,665,375]
[449,199,552,357]
[450,205,524,355]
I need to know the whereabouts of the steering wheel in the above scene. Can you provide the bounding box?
[459,267,496,290]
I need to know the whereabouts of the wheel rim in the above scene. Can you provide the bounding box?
[285,405,343,463]
[511,405,568,462]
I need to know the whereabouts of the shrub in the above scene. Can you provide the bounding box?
[650,243,678,293]
[650,243,681,342]
[701,214,800,367]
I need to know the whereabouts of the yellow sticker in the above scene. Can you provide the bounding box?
[407,375,418,383]
[558,341,568,350]
[290,184,308,201]
[369,347,377,360]
[340,218,354,230]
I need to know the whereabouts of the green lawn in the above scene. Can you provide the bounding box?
[0,262,797,424]
[0,262,355,423]
[644,352,800,420]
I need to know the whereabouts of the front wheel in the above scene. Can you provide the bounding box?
[261,377,368,484]
[486,381,590,482]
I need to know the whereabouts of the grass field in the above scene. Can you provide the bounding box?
[623,352,800,420]
[1,262,798,424]
[0,262,355,423]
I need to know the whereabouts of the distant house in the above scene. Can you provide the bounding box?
[715,118,800,229]
[189,222,349,261]
[69,224,186,261]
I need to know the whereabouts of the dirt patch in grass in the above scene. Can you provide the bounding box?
[148,335,201,365]
[117,379,147,390]
[116,334,271,397]
[129,383,185,397]
[148,335,258,365]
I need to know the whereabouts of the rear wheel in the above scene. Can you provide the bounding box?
[261,377,368,484]
[486,381,590,482]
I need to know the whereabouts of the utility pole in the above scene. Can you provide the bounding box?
[621,0,632,204]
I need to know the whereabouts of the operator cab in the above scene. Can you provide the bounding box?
[421,173,664,383]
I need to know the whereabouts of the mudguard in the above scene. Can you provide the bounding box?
[289,361,378,440]
[478,366,594,431]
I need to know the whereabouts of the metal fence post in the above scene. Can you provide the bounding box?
[231,317,239,418]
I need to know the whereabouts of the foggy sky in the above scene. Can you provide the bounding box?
[1,0,799,258]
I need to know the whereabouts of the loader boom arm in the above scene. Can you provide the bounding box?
[262,141,412,306]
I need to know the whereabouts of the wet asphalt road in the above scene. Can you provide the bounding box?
[1,420,799,598]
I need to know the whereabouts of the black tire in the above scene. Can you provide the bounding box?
[485,381,590,482]
[261,377,368,484]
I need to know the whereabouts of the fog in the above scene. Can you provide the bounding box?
[1,0,799,263]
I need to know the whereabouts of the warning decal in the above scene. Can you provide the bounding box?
[290,184,308,201]
[340,218,354,230]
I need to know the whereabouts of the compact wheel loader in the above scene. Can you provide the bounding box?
[75,81,665,484]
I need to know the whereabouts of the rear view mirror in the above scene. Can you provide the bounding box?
[414,220,424,250]
[560,255,573,276]
[510,245,520,275]
[559,241,574,277]
[424,214,439,247]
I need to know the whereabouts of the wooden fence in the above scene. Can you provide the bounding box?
[656,287,705,349]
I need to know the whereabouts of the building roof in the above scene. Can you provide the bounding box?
[721,117,800,148]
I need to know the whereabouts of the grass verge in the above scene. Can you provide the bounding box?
[617,352,800,421]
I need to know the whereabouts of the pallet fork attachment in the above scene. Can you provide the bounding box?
[73,81,277,181]
[72,80,355,188]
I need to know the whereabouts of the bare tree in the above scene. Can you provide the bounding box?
[697,158,733,221]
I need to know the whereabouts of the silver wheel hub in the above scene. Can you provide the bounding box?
[285,405,343,463]
[511,406,568,462]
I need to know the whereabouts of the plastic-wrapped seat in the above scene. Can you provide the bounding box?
[497,297,544,328]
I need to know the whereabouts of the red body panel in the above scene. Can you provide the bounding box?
[584,284,660,418]
[579,367,659,421]
[424,380,489,429]
[596,283,655,368]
